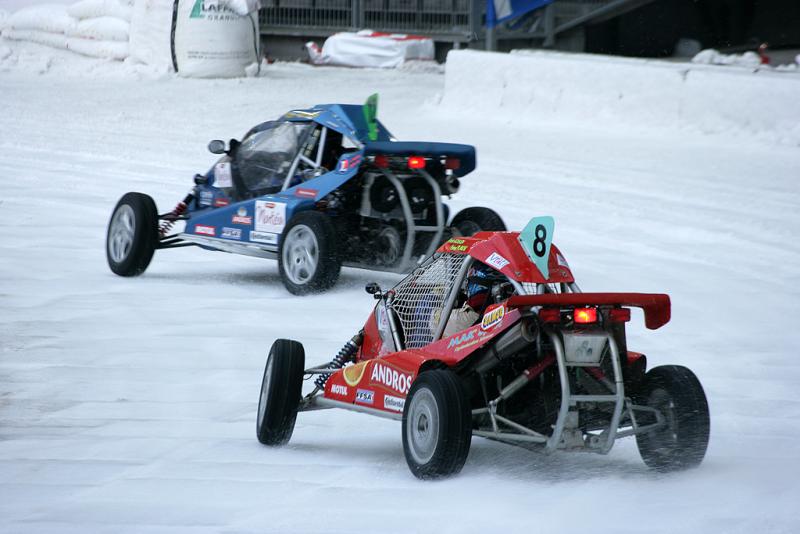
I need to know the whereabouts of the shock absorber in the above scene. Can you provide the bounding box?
[314,331,364,390]
[159,192,194,238]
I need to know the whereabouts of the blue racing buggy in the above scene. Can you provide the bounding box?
[106,97,505,294]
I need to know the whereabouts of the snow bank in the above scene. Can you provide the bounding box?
[442,50,800,145]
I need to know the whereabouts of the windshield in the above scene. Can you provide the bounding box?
[236,121,312,193]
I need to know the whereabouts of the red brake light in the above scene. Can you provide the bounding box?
[538,308,561,323]
[574,308,597,324]
[610,308,631,323]
[373,155,389,168]
[445,157,461,170]
[407,156,426,169]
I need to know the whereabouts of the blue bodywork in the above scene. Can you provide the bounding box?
[181,103,476,254]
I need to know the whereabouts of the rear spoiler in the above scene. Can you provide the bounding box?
[506,293,671,330]
[363,141,476,177]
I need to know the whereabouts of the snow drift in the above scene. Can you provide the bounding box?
[442,50,800,145]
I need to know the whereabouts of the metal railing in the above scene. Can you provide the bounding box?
[259,0,478,40]
[258,0,653,44]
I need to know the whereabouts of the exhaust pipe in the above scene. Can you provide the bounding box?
[475,319,537,374]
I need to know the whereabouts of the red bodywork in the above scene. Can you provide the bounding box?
[323,231,671,416]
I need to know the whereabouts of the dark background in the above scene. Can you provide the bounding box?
[586,0,800,57]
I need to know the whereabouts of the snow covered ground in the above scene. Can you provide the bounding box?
[1,42,800,533]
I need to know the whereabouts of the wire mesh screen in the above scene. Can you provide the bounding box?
[390,253,466,349]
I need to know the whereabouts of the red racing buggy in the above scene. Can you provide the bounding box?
[256,216,710,478]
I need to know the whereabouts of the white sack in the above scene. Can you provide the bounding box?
[2,27,128,60]
[68,0,132,22]
[1,28,69,49]
[128,0,173,71]
[6,4,76,34]
[307,30,434,68]
[66,35,128,59]
[65,16,129,41]
[173,0,258,78]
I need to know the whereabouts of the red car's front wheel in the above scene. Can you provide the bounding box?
[402,370,472,479]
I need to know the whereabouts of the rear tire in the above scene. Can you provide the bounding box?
[278,211,341,295]
[450,207,506,237]
[256,339,305,446]
[635,365,710,472]
[402,370,472,479]
[106,192,158,276]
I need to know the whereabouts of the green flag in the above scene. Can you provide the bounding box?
[363,94,378,142]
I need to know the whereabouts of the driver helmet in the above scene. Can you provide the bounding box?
[466,263,491,309]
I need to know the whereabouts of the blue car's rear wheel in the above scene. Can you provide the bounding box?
[106,192,158,276]
[450,207,506,237]
[278,211,341,295]
[257,339,305,446]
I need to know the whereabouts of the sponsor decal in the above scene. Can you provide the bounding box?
[442,237,470,253]
[369,362,413,395]
[384,395,405,412]
[445,327,488,352]
[255,201,286,234]
[249,231,278,245]
[338,154,362,173]
[195,225,215,236]
[214,161,233,188]
[232,206,252,225]
[199,190,213,207]
[221,227,241,240]
[331,384,348,396]
[214,198,230,208]
[556,251,570,268]
[190,0,237,20]
[486,252,510,271]
[343,361,368,387]
[355,389,374,405]
[481,305,505,330]
[295,188,318,199]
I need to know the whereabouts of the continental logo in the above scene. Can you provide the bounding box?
[481,305,505,330]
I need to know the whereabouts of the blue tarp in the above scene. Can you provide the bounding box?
[486,0,553,28]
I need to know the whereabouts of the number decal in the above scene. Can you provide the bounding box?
[533,225,547,257]
[519,216,555,279]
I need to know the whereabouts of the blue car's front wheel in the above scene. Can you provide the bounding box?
[106,192,158,276]
[278,211,341,295]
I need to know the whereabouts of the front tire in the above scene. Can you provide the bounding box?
[256,339,305,446]
[450,207,506,237]
[278,211,341,295]
[402,370,472,479]
[635,365,710,472]
[106,192,158,276]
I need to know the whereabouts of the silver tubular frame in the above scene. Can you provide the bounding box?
[378,168,446,273]
[305,395,402,421]
[472,329,629,454]
[179,234,278,257]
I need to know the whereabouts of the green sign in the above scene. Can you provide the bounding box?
[363,93,378,142]
[519,216,554,279]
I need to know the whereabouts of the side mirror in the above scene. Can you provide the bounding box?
[208,140,226,154]
[365,282,382,299]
